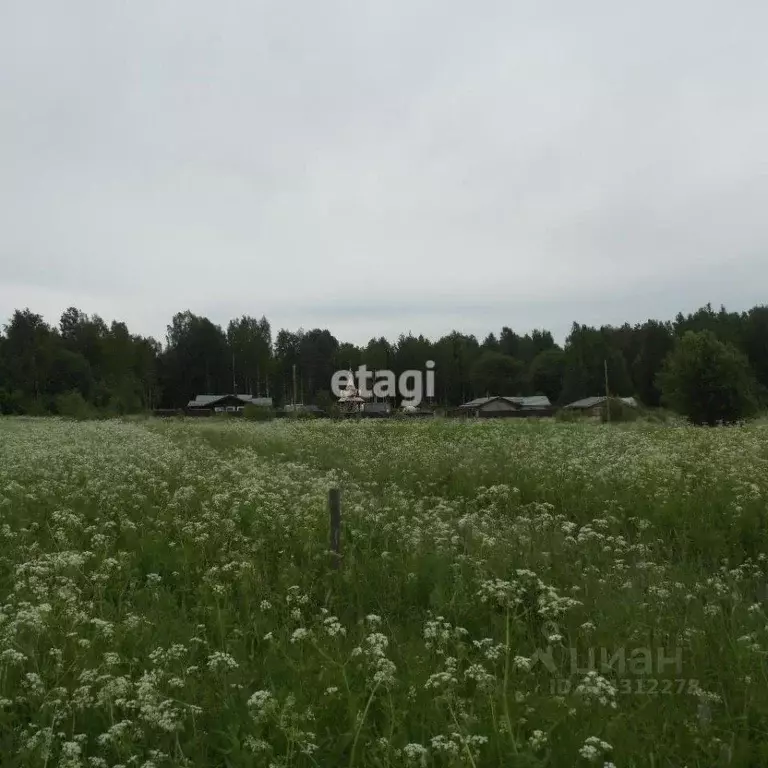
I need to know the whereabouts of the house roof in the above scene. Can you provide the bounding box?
[459,397,500,408]
[563,396,604,409]
[459,395,551,409]
[187,394,273,408]
[517,395,552,408]
[564,396,637,409]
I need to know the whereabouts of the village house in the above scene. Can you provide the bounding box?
[400,405,435,417]
[456,395,553,418]
[563,395,638,417]
[336,378,395,417]
[186,394,273,414]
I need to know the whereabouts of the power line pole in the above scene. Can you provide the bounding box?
[232,352,236,395]
[292,364,297,407]
[604,358,610,424]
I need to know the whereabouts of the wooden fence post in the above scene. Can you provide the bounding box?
[329,487,341,569]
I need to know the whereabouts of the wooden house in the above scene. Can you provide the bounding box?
[456,395,553,418]
[563,396,637,417]
[186,394,273,414]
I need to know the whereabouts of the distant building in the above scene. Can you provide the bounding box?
[337,379,366,415]
[336,377,394,417]
[186,394,273,413]
[563,396,638,417]
[361,401,392,417]
[400,405,435,417]
[457,395,553,418]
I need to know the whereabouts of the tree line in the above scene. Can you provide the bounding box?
[0,302,766,416]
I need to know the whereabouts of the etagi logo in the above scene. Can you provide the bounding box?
[331,362,435,407]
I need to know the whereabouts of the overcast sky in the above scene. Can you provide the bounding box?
[2,1,767,347]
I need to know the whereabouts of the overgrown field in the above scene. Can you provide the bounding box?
[1,417,768,767]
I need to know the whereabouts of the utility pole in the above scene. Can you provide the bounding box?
[292,364,297,407]
[232,352,236,395]
[604,359,610,424]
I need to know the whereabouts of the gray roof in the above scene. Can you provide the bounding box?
[459,395,551,409]
[187,394,273,408]
[189,394,230,406]
[460,396,498,408]
[564,396,637,409]
[563,396,604,409]
[518,395,552,408]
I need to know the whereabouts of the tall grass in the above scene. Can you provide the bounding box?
[0,416,766,766]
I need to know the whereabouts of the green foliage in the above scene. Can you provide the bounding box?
[743,306,768,392]
[497,326,555,364]
[560,323,633,404]
[430,331,480,405]
[227,315,272,398]
[47,348,94,397]
[163,311,229,405]
[642,408,671,424]
[529,348,566,402]
[105,375,144,415]
[313,389,334,412]
[554,407,582,422]
[3,301,768,417]
[0,307,159,418]
[599,398,640,423]
[470,350,526,396]
[20,397,50,416]
[55,390,95,420]
[0,389,24,415]
[631,320,675,407]
[290,409,317,420]
[243,404,275,421]
[658,330,759,425]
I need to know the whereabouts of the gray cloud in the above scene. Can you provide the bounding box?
[2,0,766,347]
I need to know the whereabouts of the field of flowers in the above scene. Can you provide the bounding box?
[1,417,767,768]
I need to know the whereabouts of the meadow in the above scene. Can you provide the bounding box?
[1,416,767,767]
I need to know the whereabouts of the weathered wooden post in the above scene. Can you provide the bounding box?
[329,487,341,569]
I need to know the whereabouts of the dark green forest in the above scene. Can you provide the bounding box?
[0,303,766,414]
